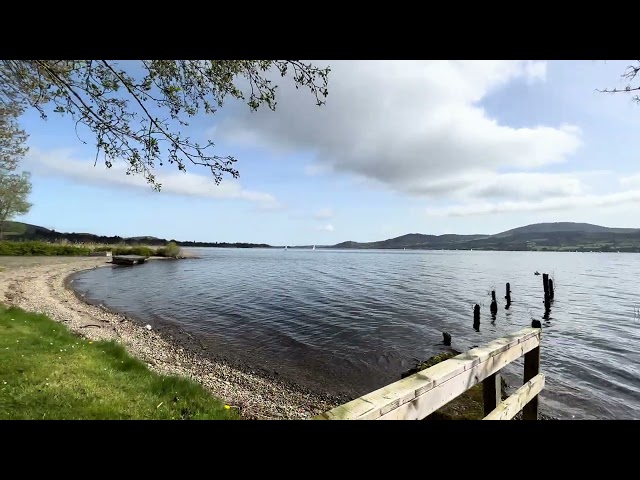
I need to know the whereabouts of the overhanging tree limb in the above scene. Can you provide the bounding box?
[0,60,330,190]
[598,60,640,101]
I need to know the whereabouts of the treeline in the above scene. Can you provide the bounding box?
[0,241,182,257]
[178,241,272,248]
[5,226,271,249]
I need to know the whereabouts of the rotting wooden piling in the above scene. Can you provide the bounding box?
[548,279,554,300]
[542,273,550,311]
[505,282,511,309]
[473,304,480,331]
[443,332,452,346]
[490,290,498,315]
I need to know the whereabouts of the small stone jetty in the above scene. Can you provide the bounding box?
[112,255,147,266]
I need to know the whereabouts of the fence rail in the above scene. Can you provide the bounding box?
[316,327,543,420]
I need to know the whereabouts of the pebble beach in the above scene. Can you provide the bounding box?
[0,256,343,419]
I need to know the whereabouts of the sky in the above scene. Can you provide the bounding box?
[15,60,640,245]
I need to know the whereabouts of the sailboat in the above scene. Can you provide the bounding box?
[284,246,288,251]
[313,245,316,251]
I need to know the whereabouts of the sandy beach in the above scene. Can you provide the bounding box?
[0,256,342,419]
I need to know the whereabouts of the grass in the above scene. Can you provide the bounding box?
[95,245,156,257]
[0,306,238,420]
[96,244,181,257]
[0,241,91,256]
[0,241,183,258]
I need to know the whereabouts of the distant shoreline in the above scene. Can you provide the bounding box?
[5,220,640,253]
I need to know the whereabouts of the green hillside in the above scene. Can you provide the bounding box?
[331,222,640,252]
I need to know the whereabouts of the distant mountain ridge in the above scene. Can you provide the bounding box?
[330,222,640,252]
[3,221,640,252]
[494,222,639,237]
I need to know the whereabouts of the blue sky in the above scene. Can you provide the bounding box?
[16,60,640,245]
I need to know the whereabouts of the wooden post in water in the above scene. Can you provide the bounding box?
[443,332,452,346]
[473,304,480,331]
[531,319,542,329]
[505,282,511,309]
[490,290,498,315]
[542,273,550,311]
[548,279,554,300]
[523,341,541,420]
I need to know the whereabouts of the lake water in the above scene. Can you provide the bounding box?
[70,249,640,419]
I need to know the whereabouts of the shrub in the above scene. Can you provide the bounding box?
[157,241,181,258]
[0,241,91,256]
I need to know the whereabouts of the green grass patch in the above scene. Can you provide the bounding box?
[0,241,91,256]
[0,241,181,258]
[0,306,237,419]
[95,244,181,258]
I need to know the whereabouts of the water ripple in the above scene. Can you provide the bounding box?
[71,249,640,419]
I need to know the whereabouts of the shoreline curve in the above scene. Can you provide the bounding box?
[0,256,344,419]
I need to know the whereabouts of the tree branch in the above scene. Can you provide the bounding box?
[101,61,195,167]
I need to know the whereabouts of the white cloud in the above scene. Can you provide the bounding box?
[317,223,335,232]
[619,172,640,188]
[314,208,333,220]
[218,60,581,199]
[405,172,587,200]
[23,148,281,209]
[426,190,640,217]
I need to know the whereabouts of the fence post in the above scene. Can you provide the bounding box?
[483,372,501,416]
[522,340,541,420]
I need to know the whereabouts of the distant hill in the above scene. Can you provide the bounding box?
[494,222,639,237]
[1,221,53,237]
[332,233,489,250]
[330,222,640,253]
[127,236,163,242]
[0,221,272,249]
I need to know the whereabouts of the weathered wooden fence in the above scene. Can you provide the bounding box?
[316,327,544,420]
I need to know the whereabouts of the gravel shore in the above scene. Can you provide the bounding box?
[0,256,343,419]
